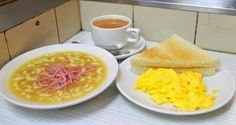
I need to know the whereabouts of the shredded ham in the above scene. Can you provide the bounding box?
[36,63,97,91]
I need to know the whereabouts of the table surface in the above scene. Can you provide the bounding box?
[1,32,236,125]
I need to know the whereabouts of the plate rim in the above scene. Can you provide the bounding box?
[116,56,236,115]
[0,44,119,109]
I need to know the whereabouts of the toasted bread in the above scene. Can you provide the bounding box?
[130,34,220,75]
[130,64,218,76]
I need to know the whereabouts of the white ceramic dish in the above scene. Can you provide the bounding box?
[116,57,236,115]
[65,31,146,60]
[0,44,118,109]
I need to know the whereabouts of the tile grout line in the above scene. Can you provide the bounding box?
[132,5,134,27]
[3,31,12,60]
[53,8,61,44]
[194,12,199,44]
[78,0,83,32]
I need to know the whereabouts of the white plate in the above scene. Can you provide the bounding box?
[116,57,235,115]
[0,44,118,109]
[65,31,146,60]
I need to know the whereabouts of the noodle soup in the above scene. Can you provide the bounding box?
[8,51,107,104]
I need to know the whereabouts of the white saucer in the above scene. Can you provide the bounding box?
[65,31,146,60]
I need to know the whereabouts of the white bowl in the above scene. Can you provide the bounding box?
[0,44,118,109]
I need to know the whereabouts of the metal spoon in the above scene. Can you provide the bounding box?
[108,50,130,56]
[72,41,80,44]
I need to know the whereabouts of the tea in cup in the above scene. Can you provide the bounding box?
[90,15,140,50]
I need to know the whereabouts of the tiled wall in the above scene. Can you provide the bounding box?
[196,13,236,53]
[0,0,81,67]
[134,6,197,43]
[5,9,59,58]
[80,0,236,54]
[1,0,236,68]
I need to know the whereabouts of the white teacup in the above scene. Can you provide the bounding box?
[90,15,140,50]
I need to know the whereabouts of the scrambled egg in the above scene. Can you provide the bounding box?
[135,68,217,111]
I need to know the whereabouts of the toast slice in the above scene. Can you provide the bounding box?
[130,64,218,76]
[130,34,220,75]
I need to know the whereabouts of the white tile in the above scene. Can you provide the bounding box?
[196,13,236,53]
[80,1,133,31]
[134,6,197,43]
[5,9,59,58]
[55,0,81,43]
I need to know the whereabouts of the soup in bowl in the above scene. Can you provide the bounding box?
[0,44,118,109]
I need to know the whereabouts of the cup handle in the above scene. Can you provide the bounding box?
[126,28,140,43]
